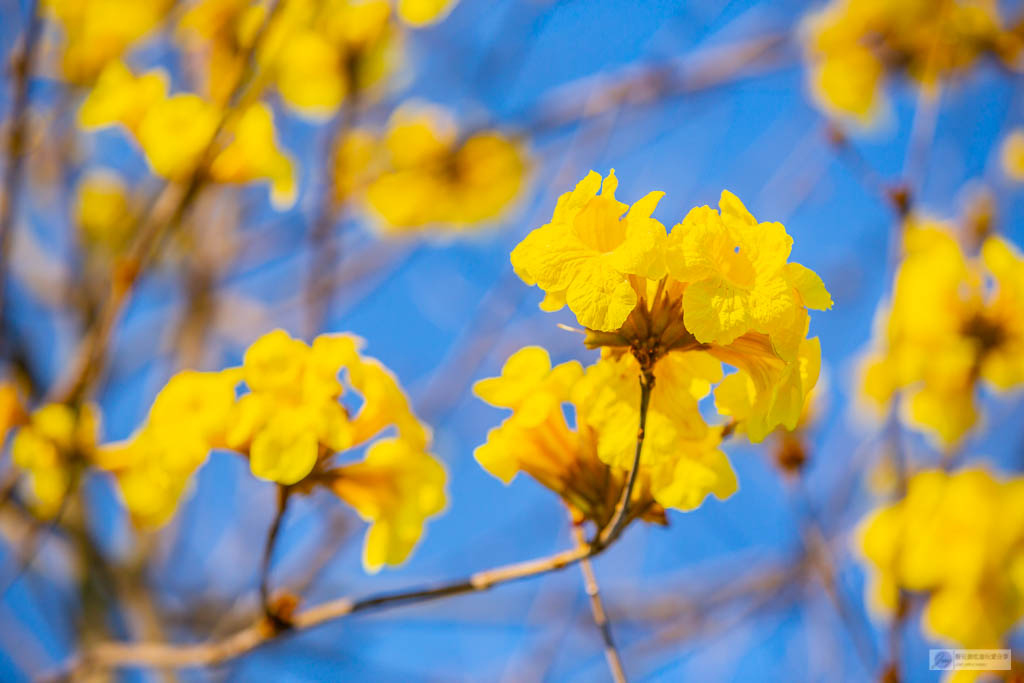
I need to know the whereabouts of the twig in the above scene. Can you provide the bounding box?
[258,485,291,620]
[572,523,627,683]
[76,543,593,673]
[0,0,42,355]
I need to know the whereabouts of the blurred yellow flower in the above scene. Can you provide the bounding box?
[96,369,239,528]
[78,61,168,134]
[209,102,297,209]
[860,221,1024,445]
[11,403,99,518]
[802,0,1013,125]
[79,64,295,206]
[859,468,1024,648]
[74,170,133,250]
[362,104,527,231]
[44,0,173,84]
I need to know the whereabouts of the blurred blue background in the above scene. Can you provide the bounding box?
[2,0,1024,680]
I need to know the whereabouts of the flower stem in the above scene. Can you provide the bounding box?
[259,485,291,624]
[599,365,654,546]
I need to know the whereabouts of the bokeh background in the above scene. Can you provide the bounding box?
[1,0,1023,680]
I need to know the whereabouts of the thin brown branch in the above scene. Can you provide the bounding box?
[259,485,291,620]
[572,523,627,683]
[0,0,42,351]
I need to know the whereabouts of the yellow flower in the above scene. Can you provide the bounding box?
[475,346,734,527]
[78,61,168,134]
[801,0,1010,124]
[44,0,173,84]
[858,468,1024,648]
[326,438,446,572]
[715,336,823,443]
[666,190,832,357]
[273,0,398,119]
[209,103,297,209]
[99,427,196,529]
[363,104,527,231]
[395,0,457,27]
[1002,129,1024,181]
[511,170,667,331]
[11,403,99,517]
[94,369,238,527]
[859,222,1024,445]
[74,170,133,249]
[137,94,221,180]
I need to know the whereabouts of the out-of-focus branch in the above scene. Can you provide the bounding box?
[0,0,42,352]
[51,0,285,404]
[522,33,791,136]
[572,523,627,683]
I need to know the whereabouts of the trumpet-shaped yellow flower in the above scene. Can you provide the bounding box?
[860,222,1024,445]
[715,336,823,443]
[1001,128,1024,181]
[666,190,832,357]
[802,0,1013,125]
[74,170,133,249]
[362,104,527,231]
[44,0,173,84]
[11,403,99,517]
[511,170,667,331]
[327,438,446,572]
[859,468,1024,648]
[475,346,735,528]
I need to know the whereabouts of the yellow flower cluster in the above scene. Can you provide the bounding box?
[78,62,296,208]
[511,170,831,442]
[860,222,1024,446]
[859,468,1024,649]
[474,347,734,527]
[99,329,445,572]
[802,0,1021,124]
[178,0,457,117]
[12,403,99,518]
[97,370,239,528]
[334,104,527,231]
[44,0,173,84]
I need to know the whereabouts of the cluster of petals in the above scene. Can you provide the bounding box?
[860,222,1024,445]
[78,62,296,208]
[334,103,527,231]
[801,0,1021,124]
[474,347,735,526]
[859,468,1024,649]
[511,170,831,442]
